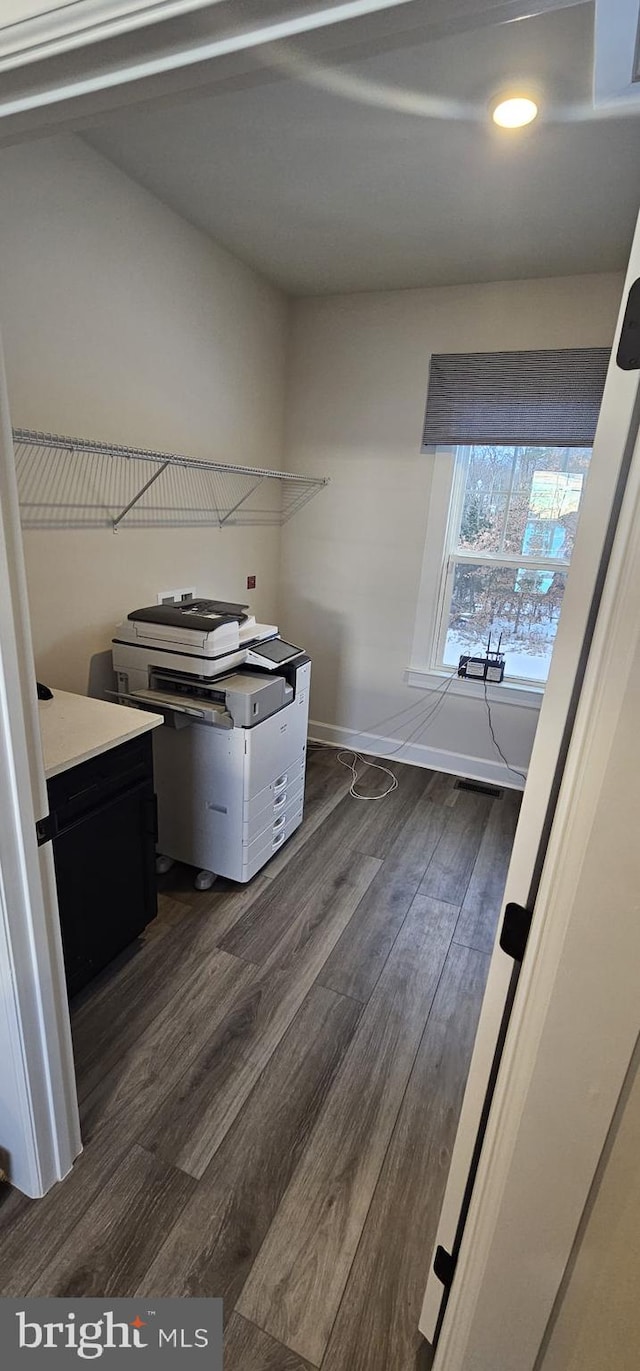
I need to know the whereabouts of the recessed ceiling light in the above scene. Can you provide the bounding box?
[491,96,539,129]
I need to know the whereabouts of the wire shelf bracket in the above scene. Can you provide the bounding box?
[112,459,171,530]
[12,429,328,531]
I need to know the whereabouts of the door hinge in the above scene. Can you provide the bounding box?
[500,901,533,963]
[617,278,640,371]
[36,814,54,846]
[433,1245,457,1288]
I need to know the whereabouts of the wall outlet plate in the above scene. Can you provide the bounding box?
[157,586,196,605]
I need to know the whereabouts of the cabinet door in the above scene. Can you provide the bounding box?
[53,779,157,996]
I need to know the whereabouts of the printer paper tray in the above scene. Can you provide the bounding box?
[125,688,229,726]
[243,768,305,842]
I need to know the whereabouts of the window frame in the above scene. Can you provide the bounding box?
[408,443,584,705]
[435,444,577,684]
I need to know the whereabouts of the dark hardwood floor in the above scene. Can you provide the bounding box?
[0,748,521,1370]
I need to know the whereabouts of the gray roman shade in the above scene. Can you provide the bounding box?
[422,347,610,448]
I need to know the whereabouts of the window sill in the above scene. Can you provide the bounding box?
[405,666,544,711]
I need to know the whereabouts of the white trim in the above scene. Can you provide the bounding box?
[427,228,640,1369]
[447,550,570,570]
[0,1,218,65]
[409,444,456,674]
[0,0,421,113]
[594,0,640,111]
[0,0,583,75]
[0,1,227,67]
[421,221,638,1354]
[0,332,80,1196]
[308,720,526,790]
[405,667,543,711]
[410,443,587,694]
[432,402,640,1371]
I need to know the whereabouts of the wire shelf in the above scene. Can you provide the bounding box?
[13,429,328,530]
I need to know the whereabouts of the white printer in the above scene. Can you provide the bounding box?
[112,599,310,886]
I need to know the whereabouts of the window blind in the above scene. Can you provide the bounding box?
[422,347,610,448]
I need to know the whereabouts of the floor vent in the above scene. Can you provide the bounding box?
[455,778,502,798]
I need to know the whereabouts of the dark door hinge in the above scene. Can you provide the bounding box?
[500,902,533,963]
[36,814,54,846]
[617,278,640,371]
[433,1245,457,1288]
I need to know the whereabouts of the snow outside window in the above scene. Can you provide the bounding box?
[432,444,592,685]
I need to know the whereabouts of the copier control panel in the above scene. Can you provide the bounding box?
[245,639,302,669]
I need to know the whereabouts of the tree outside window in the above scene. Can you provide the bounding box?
[436,445,591,684]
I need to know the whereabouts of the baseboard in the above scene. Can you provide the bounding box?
[307,720,527,791]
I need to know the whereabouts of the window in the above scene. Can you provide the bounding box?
[432,444,591,685]
[412,347,608,694]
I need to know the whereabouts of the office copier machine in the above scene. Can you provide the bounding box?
[112,599,310,886]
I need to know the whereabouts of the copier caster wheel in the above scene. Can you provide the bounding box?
[195,869,217,892]
[155,853,174,876]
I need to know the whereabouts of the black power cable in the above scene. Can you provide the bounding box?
[482,679,527,784]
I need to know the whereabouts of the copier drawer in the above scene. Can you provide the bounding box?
[242,797,305,882]
[244,784,305,852]
[243,763,306,837]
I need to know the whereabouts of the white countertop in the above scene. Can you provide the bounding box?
[39,689,163,780]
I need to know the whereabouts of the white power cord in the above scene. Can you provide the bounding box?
[313,667,524,801]
[311,671,459,802]
[336,749,399,801]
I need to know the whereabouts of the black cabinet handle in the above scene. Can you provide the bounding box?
[145,793,159,842]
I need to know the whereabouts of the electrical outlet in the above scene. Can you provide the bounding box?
[157,586,196,605]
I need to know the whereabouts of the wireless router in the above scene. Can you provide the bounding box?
[458,631,505,684]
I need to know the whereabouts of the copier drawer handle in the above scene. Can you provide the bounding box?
[273,791,287,810]
[274,775,288,793]
[273,814,286,833]
[272,831,286,850]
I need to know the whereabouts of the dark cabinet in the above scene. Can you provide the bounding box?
[47,734,157,997]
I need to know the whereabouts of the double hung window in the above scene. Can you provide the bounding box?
[435,443,591,684]
[415,348,608,688]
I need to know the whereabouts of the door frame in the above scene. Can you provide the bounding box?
[0,0,636,1235]
[429,274,640,1364]
[0,333,80,1198]
[0,0,591,138]
[421,213,640,1348]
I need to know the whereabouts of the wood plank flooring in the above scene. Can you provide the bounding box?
[320,941,490,1371]
[140,985,361,1306]
[236,894,459,1365]
[0,748,520,1370]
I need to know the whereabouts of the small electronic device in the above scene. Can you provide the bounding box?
[458,632,506,684]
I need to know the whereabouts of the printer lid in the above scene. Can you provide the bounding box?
[128,599,250,632]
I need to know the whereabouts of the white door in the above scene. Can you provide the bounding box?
[420,209,640,1344]
[0,333,80,1197]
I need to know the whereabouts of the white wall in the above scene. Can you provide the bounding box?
[0,135,625,777]
[0,135,288,695]
[539,1040,640,1371]
[280,275,623,780]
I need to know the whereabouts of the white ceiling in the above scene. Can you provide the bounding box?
[83,1,640,294]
